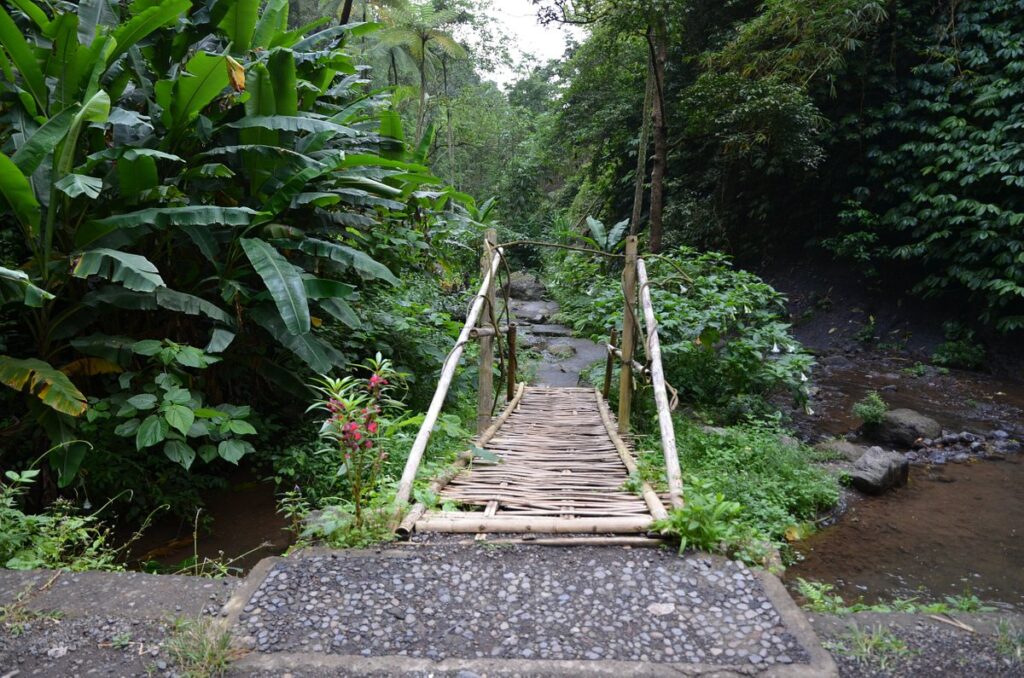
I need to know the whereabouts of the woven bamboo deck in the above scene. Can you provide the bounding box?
[416,386,661,534]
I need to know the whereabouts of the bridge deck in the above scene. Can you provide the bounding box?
[416,386,658,533]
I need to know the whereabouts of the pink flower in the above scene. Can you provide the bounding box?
[369,374,385,388]
[366,421,378,434]
[353,432,361,441]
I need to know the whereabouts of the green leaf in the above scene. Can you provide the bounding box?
[266,47,297,115]
[0,152,40,236]
[54,173,103,199]
[0,266,53,307]
[77,0,118,45]
[10,106,75,176]
[217,0,260,54]
[135,413,168,449]
[241,237,310,335]
[55,90,110,177]
[7,0,49,30]
[163,52,229,130]
[72,249,165,292]
[227,115,356,136]
[0,356,87,416]
[197,443,218,463]
[127,393,158,410]
[114,418,141,436]
[249,304,344,373]
[164,439,195,470]
[131,339,163,356]
[0,5,49,113]
[109,0,190,63]
[318,298,361,328]
[164,386,190,404]
[164,403,194,436]
[78,206,258,246]
[217,438,250,464]
[299,239,398,285]
[226,419,256,435]
[303,278,355,299]
[174,346,212,368]
[253,0,288,51]
[52,442,88,489]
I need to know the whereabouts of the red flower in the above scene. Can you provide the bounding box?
[366,421,378,434]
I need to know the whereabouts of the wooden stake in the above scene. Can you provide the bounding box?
[636,258,684,509]
[602,328,618,399]
[396,382,525,537]
[618,236,638,434]
[476,228,498,435]
[393,243,504,510]
[507,324,517,402]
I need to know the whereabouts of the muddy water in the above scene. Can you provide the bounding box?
[787,460,1024,610]
[785,352,1024,610]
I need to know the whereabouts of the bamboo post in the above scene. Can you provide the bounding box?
[506,323,517,402]
[602,328,618,399]
[617,236,638,434]
[393,244,504,510]
[636,258,684,510]
[476,228,498,435]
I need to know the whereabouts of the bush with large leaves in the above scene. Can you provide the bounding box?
[0,0,477,486]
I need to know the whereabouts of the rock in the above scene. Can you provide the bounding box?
[504,271,546,301]
[547,344,576,359]
[647,603,675,616]
[814,439,868,463]
[872,408,942,448]
[992,429,1009,439]
[848,447,909,495]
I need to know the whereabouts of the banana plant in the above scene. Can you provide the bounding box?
[0,0,467,485]
[581,216,630,253]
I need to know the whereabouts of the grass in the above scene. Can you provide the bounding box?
[996,620,1024,665]
[825,624,911,672]
[164,616,237,678]
[0,596,63,637]
[796,579,997,615]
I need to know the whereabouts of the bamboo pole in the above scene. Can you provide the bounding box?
[602,328,618,399]
[636,258,684,509]
[506,324,517,402]
[617,236,638,434]
[415,514,654,534]
[476,228,498,435]
[593,389,669,521]
[393,243,505,510]
[396,382,525,537]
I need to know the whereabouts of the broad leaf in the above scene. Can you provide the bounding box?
[249,304,344,373]
[72,249,165,292]
[0,266,53,307]
[78,206,258,246]
[164,404,194,436]
[298,238,398,285]
[109,0,190,63]
[11,106,76,175]
[0,6,48,113]
[217,438,251,464]
[0,152,40,235]
[164,439,196,469]
[0,356,87,416]
[217,0,259,54]
[241,237,310,335]
[55,173,103,199]
[228,115,357,136]
[162,52,229,130]
[135,413,168,449]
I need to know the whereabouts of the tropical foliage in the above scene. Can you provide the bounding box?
[0,0,480,498]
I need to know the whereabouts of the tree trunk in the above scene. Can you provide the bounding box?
[443,57,457,186]
[415,55,427,141]
[630,56,654,236]
[339,0,354,25]
[648,18,669,253]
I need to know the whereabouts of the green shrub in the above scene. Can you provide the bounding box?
[0,470,122,571]
[547,246,813,422]
[932,322,986,370]
[852,391,887,425]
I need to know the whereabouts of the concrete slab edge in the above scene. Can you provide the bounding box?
[754,569,838,678]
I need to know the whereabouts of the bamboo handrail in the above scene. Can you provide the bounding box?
[393,244,504,510]
[636,257,685,509]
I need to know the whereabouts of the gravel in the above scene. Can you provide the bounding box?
[812,613,1024,677]
[236,544,811,667]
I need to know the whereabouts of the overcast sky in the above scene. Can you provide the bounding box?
[481,0,582,87]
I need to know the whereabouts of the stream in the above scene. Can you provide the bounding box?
[784,352,1024,610]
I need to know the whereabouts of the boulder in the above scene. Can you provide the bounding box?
[547,343,576,359]
[504,271,546,301]
[814,439,868,463]
[872,408,941,448]
[848,447,909,495]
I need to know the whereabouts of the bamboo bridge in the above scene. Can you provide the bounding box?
[394,230,684,539]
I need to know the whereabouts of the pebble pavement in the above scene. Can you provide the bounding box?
[236,544,811,669]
